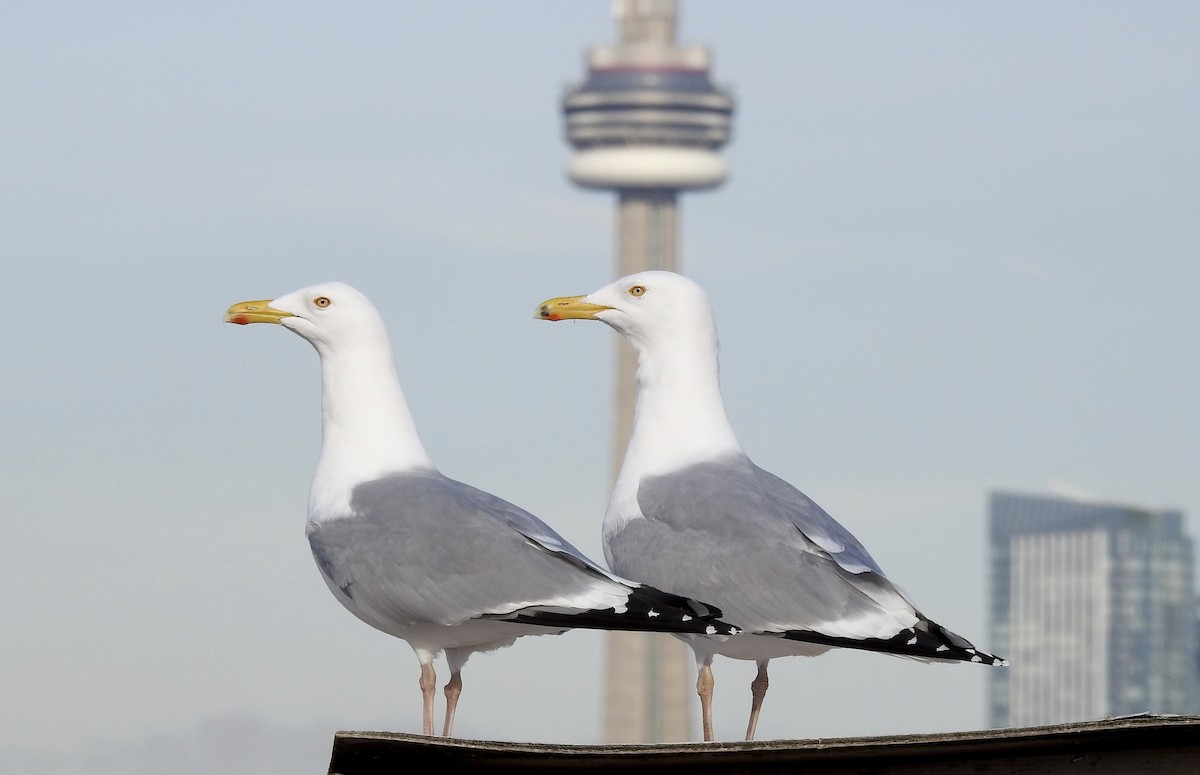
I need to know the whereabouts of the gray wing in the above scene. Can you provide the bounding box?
[750,464,884,575]
[307,472,629,628]
[612,456,919,641]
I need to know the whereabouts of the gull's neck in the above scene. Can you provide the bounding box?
[309,339,434,526]
[618,324,743,484]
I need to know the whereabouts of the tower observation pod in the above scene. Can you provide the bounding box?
[563,1,733,194]
[560,0,735,745]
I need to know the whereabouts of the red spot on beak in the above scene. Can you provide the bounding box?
[228,314,250,325]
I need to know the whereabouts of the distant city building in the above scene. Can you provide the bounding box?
[988,491,1200,728]
[560,0,733,743]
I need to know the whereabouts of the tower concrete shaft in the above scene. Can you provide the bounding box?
[561,0,733,743]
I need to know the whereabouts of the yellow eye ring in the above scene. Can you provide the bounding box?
[628,285,647,297]
[313,296,332,308]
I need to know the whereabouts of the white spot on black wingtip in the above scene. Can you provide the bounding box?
[705,625,718,635]
[971,655,983,663]
[907,636,918,645]
[647,609,660,618]
[936,645,950,652]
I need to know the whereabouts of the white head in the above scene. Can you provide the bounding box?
[536,270,719,357]
[226,281,390,356]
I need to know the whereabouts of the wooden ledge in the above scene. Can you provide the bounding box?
[327,713,1200,773]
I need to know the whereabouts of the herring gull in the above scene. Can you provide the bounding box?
[536,270,1005,742]
[225,281,737,737]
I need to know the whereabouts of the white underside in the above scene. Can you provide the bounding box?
[400,619,568,661]
[675,631,832,662]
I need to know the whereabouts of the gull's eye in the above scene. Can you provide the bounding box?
[313,296,332,309]
[628,285,647,297]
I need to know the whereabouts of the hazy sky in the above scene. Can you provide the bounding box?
[3,2,1198,773]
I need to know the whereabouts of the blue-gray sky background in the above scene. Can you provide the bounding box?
[3,2,1197,773]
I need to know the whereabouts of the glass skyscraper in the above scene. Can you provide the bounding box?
[988,491,1199,728]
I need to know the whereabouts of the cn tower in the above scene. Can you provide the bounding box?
[561,0,734,743]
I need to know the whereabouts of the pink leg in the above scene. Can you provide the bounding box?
[745,660,769,741]
[696,657,716,742]
[441,671,463,737]
[419,662,437,736]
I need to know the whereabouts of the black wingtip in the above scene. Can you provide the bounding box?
[779,615,1006,665]
[496,584,741,636]
[620,582,741,635]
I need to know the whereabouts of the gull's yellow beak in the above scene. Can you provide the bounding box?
[534,295,611,322]
[224,300,294,325]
